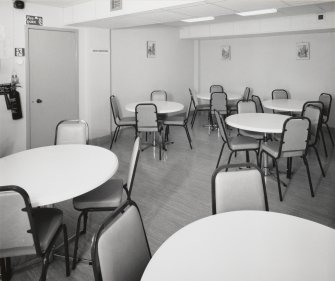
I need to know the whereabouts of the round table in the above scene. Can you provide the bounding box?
[263,99,306,112]
[141,211,335,281]
[225,113,289,134]
[0,145,118,207]
[197,92,241,101]
[125,101,184,114]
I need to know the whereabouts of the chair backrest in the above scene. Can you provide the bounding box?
[150,90,167,101]
[242,87,251,101]
[251,95,264,113]
[237,100,257,114]
[135,103,159,133]
[92,200,151,281]
[210,85,224,94]
[189,88,197,108]
[302,104,322,146]
[214,111,228,143]
[210,92,228,115]
[184,99,192,122]
[126,137,141,197]
[272,89,288,100]
[278,117,311,157]
[110,95,121,124]
[319,93,332,122]
[0,186,41,259]
[55,119,89,145]
[211,163,269,214]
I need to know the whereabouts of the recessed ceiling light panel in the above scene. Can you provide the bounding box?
[181,16,215,23]
[237,8,277,17]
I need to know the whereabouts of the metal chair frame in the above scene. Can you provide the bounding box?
[189,88,210,129]
[319,93,334,157]
[251,95,264,113]
[55,119,89,145]
[150,90,167,101]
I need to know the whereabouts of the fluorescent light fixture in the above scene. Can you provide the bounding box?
[181,16,215,23]
[237,8,277,16]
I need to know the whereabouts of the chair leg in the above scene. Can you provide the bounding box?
[82,212,88,234]
[255,150,260,166]
[72,211,86,269]
[0,258,11,281]
[326,123,334,146]
[110,126,119,149]
[184,125,193,149]
[320,127,328,157]
[40,255,49,281]
[312,146,325,177]
[226,151,234,171]
[191,109,198,128]
[302,156,314,197]
[114,126,120,141]
[274,159,283,201]
[246,151,250,162]
[216,143,225,168]
[286,157,292,179]
[62,224,70,277]
[159,132,162,161]
[259,151,263,169]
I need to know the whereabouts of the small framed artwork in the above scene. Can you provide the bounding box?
[147,41,156,58]
[221,45,231,60]
[296,42,310,60]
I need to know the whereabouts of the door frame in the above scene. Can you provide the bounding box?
[25,26,79,149]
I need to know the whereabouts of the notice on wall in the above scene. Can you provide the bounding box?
[26,15,43,26]
[15,48,25,57]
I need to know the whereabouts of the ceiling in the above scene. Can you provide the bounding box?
[18,0,335,29]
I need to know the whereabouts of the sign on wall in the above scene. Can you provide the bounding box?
[15,48,25,57]
[26,15,43,26]
[111,0,122,11]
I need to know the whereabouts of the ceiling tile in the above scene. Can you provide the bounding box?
[211,0,288,12]
[168,3,234,17]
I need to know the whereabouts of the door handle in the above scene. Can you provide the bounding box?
[32,99,43,103]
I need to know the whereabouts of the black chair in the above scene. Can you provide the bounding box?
[210,85,224,94]
[209,92,228,132]
[260,117,313,201]
[319,93,334,157]
[0,185,70,281]
[271,89,289,114]
[302,102,326,177]
[91,200,151,281]
[251,95,264,113]
[150,90,167,101]
[164,99,193,149]
[211,163,269,214]
[189,88,210,128]
[242,87,251,101]
[110,95,136,149]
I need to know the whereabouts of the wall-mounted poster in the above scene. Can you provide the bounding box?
[296,42,310,60]
[147,41,156,58]
[221,45,231,60]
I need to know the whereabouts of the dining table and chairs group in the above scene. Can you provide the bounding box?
[1,84,334,281]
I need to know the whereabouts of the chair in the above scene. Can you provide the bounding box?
[319,93,334,157]
[214,111,260,168]
[251,95,264,113]
[135,103,163,160]
[260,117,314,201]
[211,163,269,214]
[242,87,251,101]
[0,185,70,281]
[55,119,89,145]
[164,99,193,149]
[271,89,289,114]
[91,200,151,281]
[110,95,136,149]
[237,100,264,141]
[302,103,325,177]
[209,92,228,132]
[210,85,224,94]
[189,88,210,128]
[72,137,141,269]
[228,87,250,113]
[150,90,167,101]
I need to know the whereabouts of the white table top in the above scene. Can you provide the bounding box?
[125,101,184,114]
[142,211,335,281]
[263,99,306,112]
[225,113,289,134]
[0,145,118,207]
[197,92,242,101]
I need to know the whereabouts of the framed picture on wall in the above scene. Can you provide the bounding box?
[147,41,156,58]
[296,42,310,60]
[221,45,231,60]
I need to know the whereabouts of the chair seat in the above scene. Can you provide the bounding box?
[240,130,264,140]
[73,179,124,210]
[32,208,63,252]
[196,104,210,110]
[118,117,136,126]
[230,136,259,150]
[261,140,305,158]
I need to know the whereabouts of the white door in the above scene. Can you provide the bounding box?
[27,27,78,148]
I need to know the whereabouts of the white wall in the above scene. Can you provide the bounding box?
[111,26,194,118]
[0,2,63,157]
[198,31,335,127]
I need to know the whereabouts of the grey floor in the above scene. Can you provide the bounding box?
[8,113,335,281]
